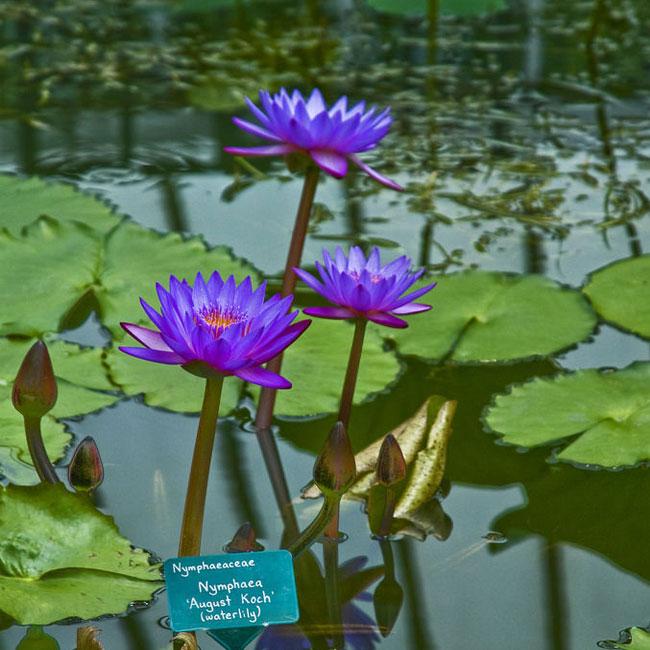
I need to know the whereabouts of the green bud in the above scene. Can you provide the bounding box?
[12,341,57,418]
[373,575,404,637]
[376,434,406,487]
[225,522,264,553]
[68,436,104,493]
[16,627,60,650]
[313,421,356,497]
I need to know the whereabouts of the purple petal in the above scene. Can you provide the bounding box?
[293,267,326,295]
[303,306,356,320]
[310,150,348,178]
[223,144,295,157]
[235,365,291,389]
[392,303,432,315]
[120,323,172,351]
[119,346,185,364]
[350,155,403,191]
[366,312,408,328]
[393,281,437,308]
[232,117,281,142]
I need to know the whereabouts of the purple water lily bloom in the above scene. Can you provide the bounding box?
[224,88,403,190]
[119,273,310,389]
[294,246,436,329]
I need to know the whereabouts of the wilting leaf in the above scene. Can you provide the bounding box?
[0,174,122,236]
[0,483,162,624]
[389,271,596,363]
[252,319,402,418]
[304,397,456,539]
[77,626,104,650]
[583,255,650,340]
[484,362,650,468]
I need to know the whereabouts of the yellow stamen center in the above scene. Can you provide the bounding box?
[199,307,245,333]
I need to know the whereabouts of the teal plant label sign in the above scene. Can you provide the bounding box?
[163,550,299,632]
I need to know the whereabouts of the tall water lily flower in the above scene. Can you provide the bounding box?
[120,273,310,389]
[224,88,402,191]
[295,246,435,432]
[295,246,436,329]
[119,272,310,563]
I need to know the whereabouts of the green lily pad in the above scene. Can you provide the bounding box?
[106,346,241,415]
[0,175,122,236]
[366,0,505,17]
[96,222,260,336]
[484,362,650,468]
[0,218,100,337]
[0,337,120,483]
[255,318,402,418]
[609,628,650,649]
[0,483,162,624]
[583,255,650,340]
[389,271,596,363]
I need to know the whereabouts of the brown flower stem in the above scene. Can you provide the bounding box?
[285,495,339,558]
[378,485,398,538]
[255,165,320,431]
[323,537,344,649]
[337,318,368,431]
[24,416,59,484]
[178,376,224,557]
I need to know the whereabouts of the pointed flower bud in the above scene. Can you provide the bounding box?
[68,436,104,493]
[313,421,356,497]
[12,341,57,418]
[376,434,406,487]
[373,575,404,637]
[225,522,264,553]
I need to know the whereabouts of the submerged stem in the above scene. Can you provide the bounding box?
[256,165,320,431]
[285,495,339,558]
[337,318,368,431]
[323,538,344,649]
[24,416,59,484]
[178,376,224,557]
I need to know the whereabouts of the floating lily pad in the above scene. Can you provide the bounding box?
[254,318,402,418]
[0,175,122,236]
[96,222,260,336]
[106,346,241,415]
[389,271,596,363]
[0,483,162,624]
[583,255,650,340]
[0,218,100,337]
[608,628,650,649]
[484,362,650,468]
[366,0,505,17]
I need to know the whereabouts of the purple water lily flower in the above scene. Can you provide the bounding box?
[224,88,402,190]
[294,246,436,329]
[119,273,310,389]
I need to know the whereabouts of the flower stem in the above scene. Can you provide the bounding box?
[255,165,320,431]
[337,318,368,431]
[377,485,399,538]
[178,376,224,557]
[24,416,59,484]
[323,537,344,649]
[285,495,339,558]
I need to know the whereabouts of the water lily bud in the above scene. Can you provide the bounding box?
[376,434,406,487]
[313,421,356,497]
[225,522,264,553]
[12,341,57,418]
[373,575,404,637]
[16,627,60,650]
[68,436,104,493]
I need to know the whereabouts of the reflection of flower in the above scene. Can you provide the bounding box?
[224,88,402,190]
[256,557,381,650]
[120,273,310,388]
[294,246,436,328]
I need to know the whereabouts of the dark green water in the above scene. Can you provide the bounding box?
[0,0,649,648]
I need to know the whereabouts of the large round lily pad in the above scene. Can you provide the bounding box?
[0,483,162,624]
[0,175,122,236]
[389,271,596,363]
[583,255,650,340]
[484,362,650,467]
[260,318,402,418]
